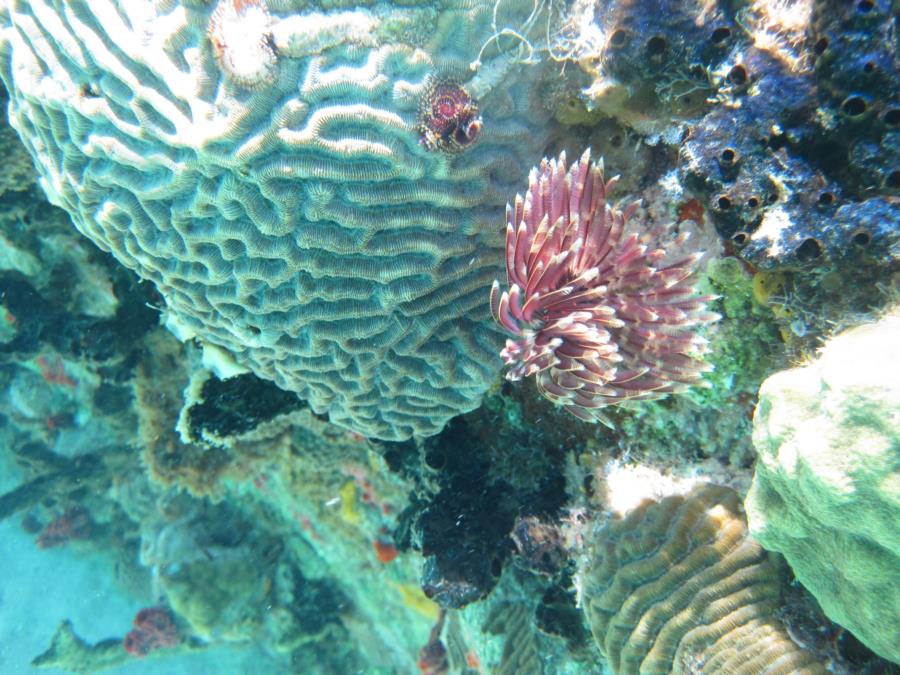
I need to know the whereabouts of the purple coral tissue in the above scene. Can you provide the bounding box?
[490,149,719,421]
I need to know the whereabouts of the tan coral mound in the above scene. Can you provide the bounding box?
[581,484,825,675]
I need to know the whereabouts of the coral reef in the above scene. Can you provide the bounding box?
[581,484,825,674]
[0,87,33,196]
[0,109,433,671]
[133,332,318,500]
[562,0,900,370]
[404,401,573,609]
[810,0,899,196]
[679,40,899,274]
[563,0,900,364]
[176,370,307,449]
[746,308,900,664]
[208,0,279,89]
[0,0,559,440]
[606,255,784,467]
[2,1,898,674]
[31,620,193,673]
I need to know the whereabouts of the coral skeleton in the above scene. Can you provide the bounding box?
[491,149,719,421]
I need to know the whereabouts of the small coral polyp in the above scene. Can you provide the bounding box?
[209,0,277,89]
[491,149,719,421]
[418,78,483,153]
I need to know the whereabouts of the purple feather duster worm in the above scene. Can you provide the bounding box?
[489,149,720,422]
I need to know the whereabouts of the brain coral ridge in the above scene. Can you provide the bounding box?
[0,0,554,439]
[582,484,825,675]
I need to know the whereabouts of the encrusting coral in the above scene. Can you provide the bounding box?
[746,308,900,664]
[580,484,826,675]
[0,0,557,440]
[490,149,719,421]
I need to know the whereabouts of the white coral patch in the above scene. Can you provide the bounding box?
[750,204,791,257]
[602,461,699,514]
[210,0,277,88]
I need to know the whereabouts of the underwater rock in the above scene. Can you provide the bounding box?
[177,370,308,449]
[746,308,900,664]
[810,0,899,195]
[410,409,571,610]
[567,0,734,130]
[32,619,206,673]
[0,0,558,440]
[419,475,517,609]
[32,621,137,673]
[580,483,825,674]
[134,331,313,499]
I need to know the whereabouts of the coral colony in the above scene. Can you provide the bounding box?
[1,0,899,673]
[582,485,825,674]
[491,150,719,420]
[0,0,547,441]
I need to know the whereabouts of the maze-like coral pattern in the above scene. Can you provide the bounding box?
[582,484,825,675]
[0,0,553,439]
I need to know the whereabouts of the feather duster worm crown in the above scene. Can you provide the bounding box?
[490,149,719,421]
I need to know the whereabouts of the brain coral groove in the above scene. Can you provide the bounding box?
[0,0,553,439]
[582,484,826,675]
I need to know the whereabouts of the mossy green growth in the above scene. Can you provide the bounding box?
[696,257,785,403]
[31,621,129,673]
[610,257,784,466]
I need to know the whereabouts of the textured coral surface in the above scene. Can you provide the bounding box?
[582,484,825,675]
[747,309,900,664]
[0,0,552,439]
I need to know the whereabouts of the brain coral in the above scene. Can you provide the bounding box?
[747,309,900,664]
[581,484,825,675]
[0,0,553,439]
